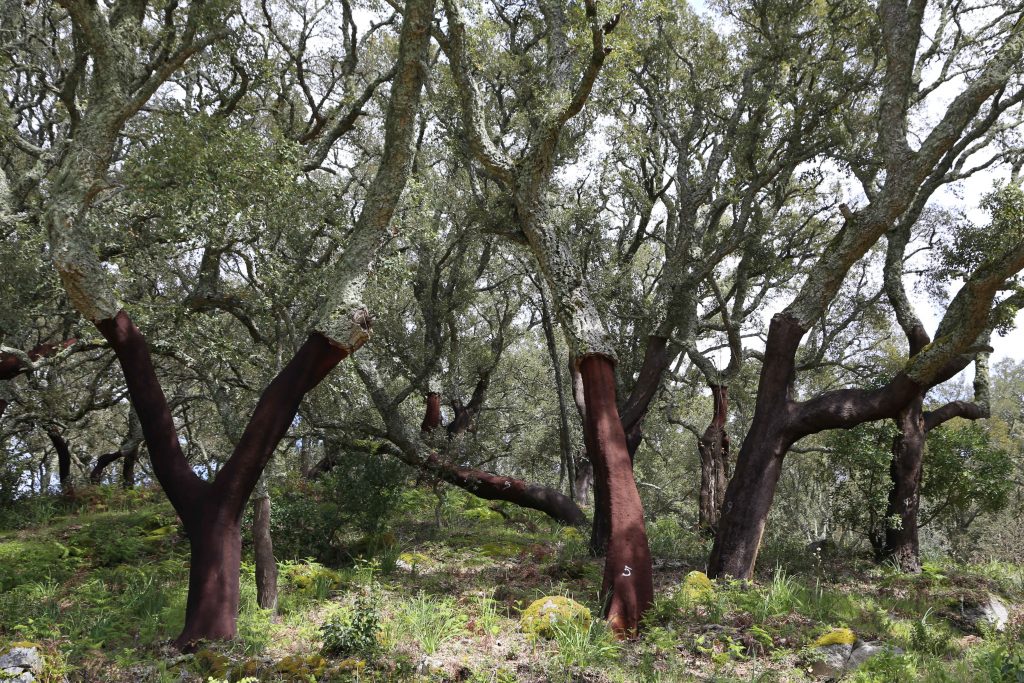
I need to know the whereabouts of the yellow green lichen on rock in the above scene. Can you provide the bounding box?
[520,596,591,639]
[681,571,715,601]
[813,627,856,647]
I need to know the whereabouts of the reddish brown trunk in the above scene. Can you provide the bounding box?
[421,392,442,432]
[253,494,278,611]
[698,385,730,535]
[579,355,653,636]
[46,429,75,496]
[883,395,925,573]
[709,314,803,579]
[710,312,927,579]
[176,508,242,650]
[425,455,586,526]
[98,310,348,647]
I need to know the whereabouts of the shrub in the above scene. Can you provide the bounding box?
[320,594,381,659]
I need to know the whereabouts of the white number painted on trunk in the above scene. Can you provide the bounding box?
[622,565,632,577]
[503,481,511,489]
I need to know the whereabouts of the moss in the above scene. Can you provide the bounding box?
[192,648,230,677]
[558,527,584,542]
[520,596,592,639]
[681,571,715,601]
[462,507,504,523]
[480,542,523,559]
[274,654,327,680]
[283,562,344,592]
[814,627,856,647]
[397,552,431,569]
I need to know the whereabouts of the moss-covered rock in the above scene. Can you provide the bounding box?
[520,596,591,639]
[813,627,856,647]
[274,654,327,680]
[681,571,714,601]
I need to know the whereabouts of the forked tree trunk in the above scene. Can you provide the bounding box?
[708,315,807,579]
[579,355,653,635]
[253,491,279,611]
[98,311,350,649]
[698,385,730,535]
[883,395,925,573]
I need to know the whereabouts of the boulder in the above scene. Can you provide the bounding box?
[809,643,852,678]
[847,640,903,670]
[520,596,592,639]
[961,593,1010,632]
[0,646,44,683]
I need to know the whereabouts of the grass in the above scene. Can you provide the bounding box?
[0,486,1021,681]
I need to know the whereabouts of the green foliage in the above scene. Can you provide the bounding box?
[320,593,382,660]
[547,618,621,677]
[397,593,468,655]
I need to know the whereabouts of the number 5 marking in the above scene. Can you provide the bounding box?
[503,481,511,489]
[622,565,632,577]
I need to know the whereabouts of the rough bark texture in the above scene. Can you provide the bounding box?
[579,356,653,636]
[253,493,279,611]
[698,385,730,535]
[421,392,442,432]
[883,395,925,573]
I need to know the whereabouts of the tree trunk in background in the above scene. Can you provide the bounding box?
[46,429,74,496]
[426,455,586,526]
[417,393,585,526]
[698,385,730,535]
[421,392,442,432]
[573,455,593,506]
[883,395,925,573]
[253,491,279,611]
[121,444,137,489]
[579,355,653,635]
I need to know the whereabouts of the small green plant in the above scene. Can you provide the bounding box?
[400,593,467,655]
[548,618,621,676]
[320,593,381,659]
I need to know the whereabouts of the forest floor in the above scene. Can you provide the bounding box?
[1,485,1023,682]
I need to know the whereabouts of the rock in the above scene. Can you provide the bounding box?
[0,646,44,682]
[809,643,852,678]
[520,596,592,639]
[961,593,1010,632]
[415,656,443,675]
[847,641,903,670]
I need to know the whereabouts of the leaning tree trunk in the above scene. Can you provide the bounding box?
[698,385,730,535]
[417,393,585,526]
[253,487,279,611]
[579,356,653,634]
[883,396,926,573]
